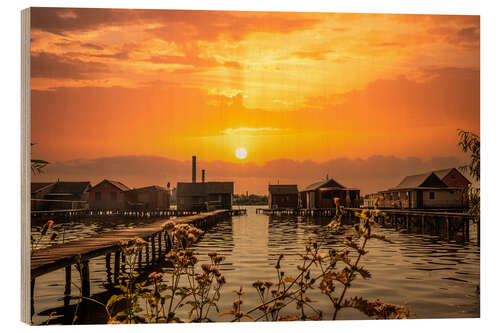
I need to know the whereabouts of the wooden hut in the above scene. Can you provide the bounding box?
[31,182,56,211]
[379,172,465,209]
[31,181,91,211]
[44,181,91,210]
[124,185,170,210]
[300,178,360,209]
[88,179,130,210]
[268,185,298,209]
[177,182,234,211]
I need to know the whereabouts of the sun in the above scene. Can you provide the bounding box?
[235,147,247,159]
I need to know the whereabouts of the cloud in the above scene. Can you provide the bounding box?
[31,8,321,43]
[31,52,109,79]
[220,127,287,136]
[33,154,467,195]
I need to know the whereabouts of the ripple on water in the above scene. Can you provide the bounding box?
[31,206,480,324]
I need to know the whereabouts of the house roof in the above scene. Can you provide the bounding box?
[177,182,234,196]
[269,185,298,195]
[303,178,345,191]
[49,181,91,194]
[432,167,471,184]
[127,185,168,192]
[91,179,130,192]
[393,172,447,189]
[206,182,234,194]
[177,183,206,196]
[31,182,55,193]
[432,168,455,179]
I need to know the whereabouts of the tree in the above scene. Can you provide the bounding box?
[457,130,480,219]
[31,143,49,175]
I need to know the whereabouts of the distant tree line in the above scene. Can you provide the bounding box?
[233,193,268,206]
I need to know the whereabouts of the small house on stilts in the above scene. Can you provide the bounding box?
[268,185,299,209]
[300,178,360,209]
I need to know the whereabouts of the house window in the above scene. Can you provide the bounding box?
[450,173,457,180]
[429,191,435,200]
[110,192,117,201]
[95,192,101,201]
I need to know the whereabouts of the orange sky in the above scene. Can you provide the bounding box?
[30,8,480,193]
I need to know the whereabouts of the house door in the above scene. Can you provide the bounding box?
[416,190,423,209]
[310,192,315,209]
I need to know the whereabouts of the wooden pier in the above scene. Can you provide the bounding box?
[30,208,246,317]
[256,207,477,242]
[31,208,205,223]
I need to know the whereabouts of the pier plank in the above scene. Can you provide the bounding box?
[31,209,240,278]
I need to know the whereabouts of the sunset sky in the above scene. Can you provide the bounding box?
[30,8,480,194]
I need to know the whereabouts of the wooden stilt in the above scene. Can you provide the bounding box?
[152,234,156,261]
[81,260,90,297]
[31,277,35,318]
[157,232,162,258]
[113,251,120,285]
[477,218,480,245]
[138,247,142,270]
[421,215,425,233]
[105,253,111,284]
[64,265,71,296]
[446,217,450,239]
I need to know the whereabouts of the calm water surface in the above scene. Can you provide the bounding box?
[32,206,479,324]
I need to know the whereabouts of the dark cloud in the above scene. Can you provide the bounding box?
[54,40,105,50]
[34,154,466,195]
[31,8,321,43]
[31,52,109,79]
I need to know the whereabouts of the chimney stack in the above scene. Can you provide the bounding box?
[192,156,196,183]
[202,169,205,183]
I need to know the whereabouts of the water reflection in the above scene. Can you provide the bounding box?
[32,206,479,324]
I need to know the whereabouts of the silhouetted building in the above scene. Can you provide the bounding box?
[300,178,360,209]
[31,181,90,211]
[124,185,170,210]
[177,182,233,211]
[268,185,298,209]
[378,171,466,209]
[88,179,130,210]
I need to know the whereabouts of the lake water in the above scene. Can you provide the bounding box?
[31,206,480,324]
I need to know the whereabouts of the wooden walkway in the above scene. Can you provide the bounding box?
[256,207,478,242]
[31,208,203,222]
[31,209,245,278]
[29,209,247,318]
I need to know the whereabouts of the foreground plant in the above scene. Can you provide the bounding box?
[31,219,58,253]
[106,223,226,323]
[106,200,410,324]
[223,198,410,321]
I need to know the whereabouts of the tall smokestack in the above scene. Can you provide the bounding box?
[192,156,196,183]
[202,169,205,183]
